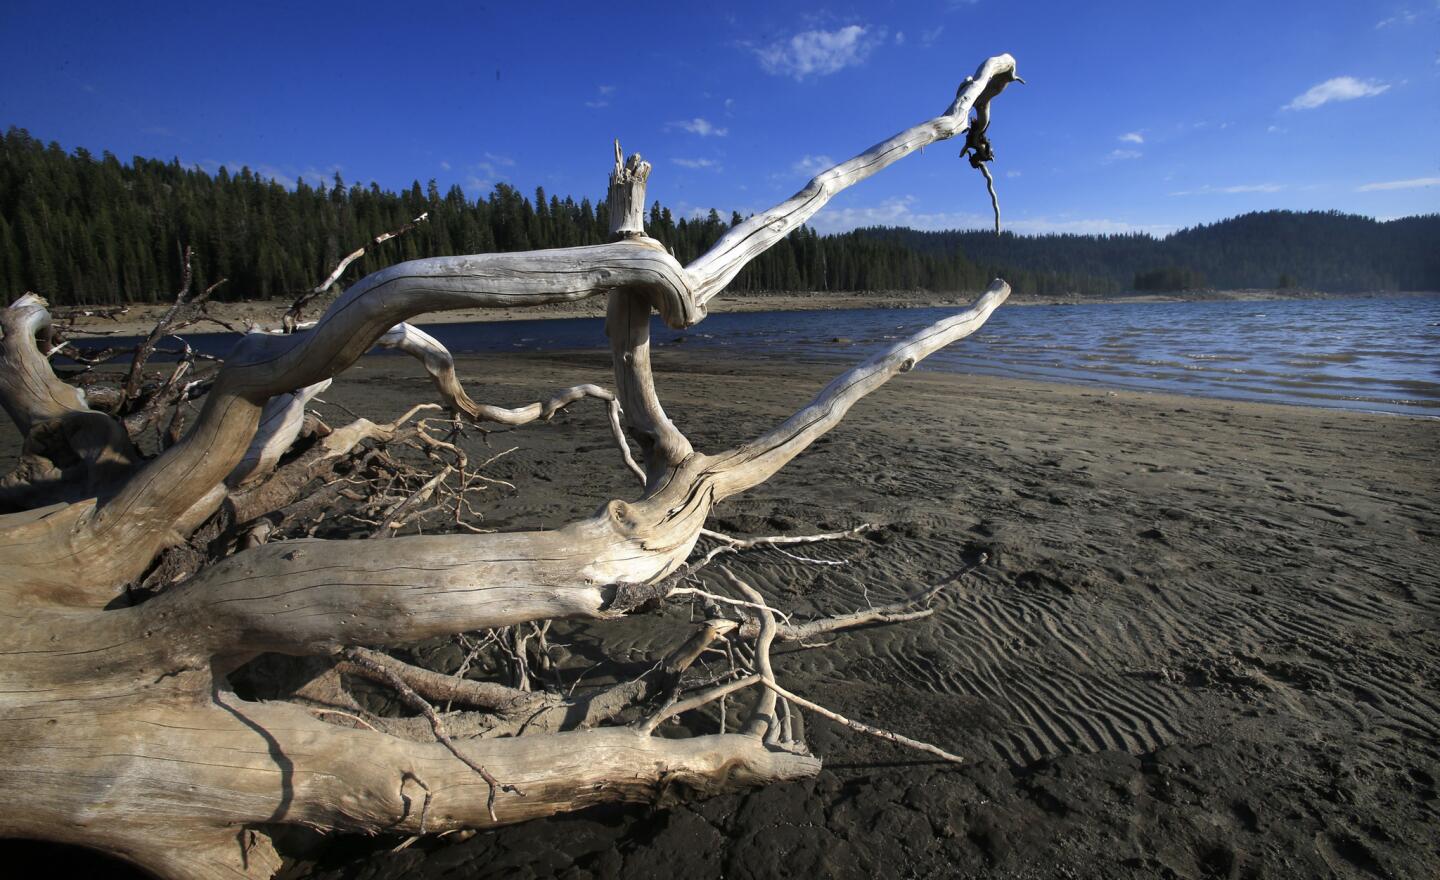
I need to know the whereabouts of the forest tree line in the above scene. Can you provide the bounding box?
[2,128,1436,305]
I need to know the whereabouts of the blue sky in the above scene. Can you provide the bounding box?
[2,0,1436,236]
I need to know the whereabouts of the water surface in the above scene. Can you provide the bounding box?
[82,294,1440,417]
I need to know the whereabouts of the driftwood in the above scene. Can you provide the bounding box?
[0,54,1021,879]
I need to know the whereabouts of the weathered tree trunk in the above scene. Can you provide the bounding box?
[0,54,1021,879]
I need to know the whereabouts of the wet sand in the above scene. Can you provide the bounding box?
[5,349,1437,878]
[295,350,1438,879]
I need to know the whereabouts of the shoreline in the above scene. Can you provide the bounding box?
[2,352,1436,878]
[57,287,1437,337]
[310,353,1440,878]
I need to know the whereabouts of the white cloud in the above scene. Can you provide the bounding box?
[1267,125,1287,134]
[462,153,515,192]
[1355,176,1440,191]
[667,117,728,137]
[791,154,835,176]
[439,160,451,171]
[1004,170,1022,178]
[1106,148,1143,162]
[1284,76,1390,110]
[755,25,881,80]
[585,85,615,109]
[203,160,344,190]
[920,25,945,46]
[1119,132,1144,144]
[1376,10,1419,28]
[1169,183,1285,196]
[894,31,905,45]
[673,158,721,170]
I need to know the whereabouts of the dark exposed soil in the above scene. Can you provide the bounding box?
[5,348,1437,879]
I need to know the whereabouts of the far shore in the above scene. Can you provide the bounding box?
[56,287,1435,337]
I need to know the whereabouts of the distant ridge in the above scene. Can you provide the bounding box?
[857,211,1440,294]
[3,128,1436,304]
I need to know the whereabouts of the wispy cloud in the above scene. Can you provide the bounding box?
[462,153,516,194]
[1376,9,1419,28]
[1005,170,1022,178]
[667,117,728,137]
[755,25,882,80]
[584,84,615,109]
[1118,132,1144,144]
[1169,183,1285,196]
[199,160,344,190]
[1284,76,1390,110]
[1106,148,1143,162]
[1355,176,1440,191]
[673,157,721,171]
[920,25,945,47]
[439,160,451,171]
[791,154,835,176]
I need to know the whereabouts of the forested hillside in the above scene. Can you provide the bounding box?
[2,128,1436,305]
[859,210,1440,293]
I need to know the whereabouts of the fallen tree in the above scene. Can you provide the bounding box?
[0,54,1021,879]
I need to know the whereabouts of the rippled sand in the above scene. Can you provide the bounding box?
[6,349,1436,879]
[300,350,1438,879]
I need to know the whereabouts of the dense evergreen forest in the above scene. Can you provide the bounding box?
[2,128,1437,305]
[860,210,1440,294]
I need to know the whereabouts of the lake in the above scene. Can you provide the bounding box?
[79,294,1440,418]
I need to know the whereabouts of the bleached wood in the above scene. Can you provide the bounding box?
[0,294,92,432]
[607,141,651,238]
[685,54,1020,303]
[0,55,1019,877]
[148,282,1008,657]
[376,321,644,479]
[0,295,139,509]
[229,379,331,487]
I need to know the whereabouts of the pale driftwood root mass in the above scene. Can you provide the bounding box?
[0,54,1020,879]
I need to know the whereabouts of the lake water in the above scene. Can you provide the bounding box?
[85,294,1440,417]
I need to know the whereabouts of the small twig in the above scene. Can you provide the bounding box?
[638,673,762,733]
[690,523,875,572]
[669,586,794,625]
[287,212,429,330]
[308,707,382,733]
[368,466,453,538]
[760,678,964,764]
[340,647,521,822]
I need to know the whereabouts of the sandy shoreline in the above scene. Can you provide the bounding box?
[54,288,1433,338]
[3,351,1436,878]
[307,353,1439,878]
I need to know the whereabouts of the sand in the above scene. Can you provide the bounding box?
[4,349,1437,879]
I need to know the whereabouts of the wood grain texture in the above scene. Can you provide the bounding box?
[0,56,1019,878]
